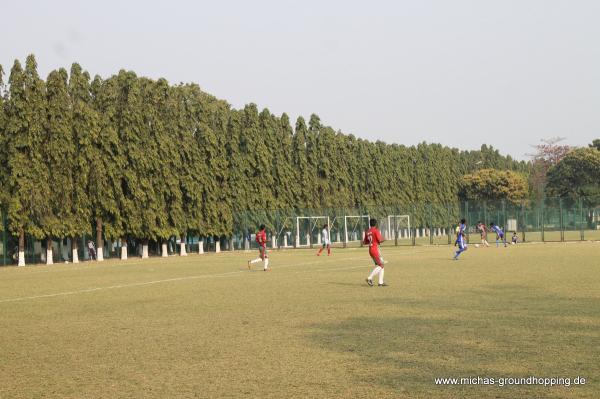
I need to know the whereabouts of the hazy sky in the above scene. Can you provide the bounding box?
[2,0,599,159]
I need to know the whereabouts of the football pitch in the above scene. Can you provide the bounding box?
[1,243,598,398]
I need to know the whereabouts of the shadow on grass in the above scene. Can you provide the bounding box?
[306,284,600,397]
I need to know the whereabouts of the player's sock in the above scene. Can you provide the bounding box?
[327,247,331,255]
[264,258,269,270]
[378,268,384,285]
[250,258,262,264]
[454,249,463,259]
[368,266,382,280]
[317,248,322,256]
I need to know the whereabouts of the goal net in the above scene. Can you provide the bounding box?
[382,215,411,240]
[295,216,330,248]
[344,215,370,243]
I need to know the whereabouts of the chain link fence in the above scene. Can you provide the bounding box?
[2,197,600,265]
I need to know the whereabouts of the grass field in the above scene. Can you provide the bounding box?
[1,242,599,398]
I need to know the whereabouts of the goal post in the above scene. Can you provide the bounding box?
[387,215,411,240]
[295,216,330,248]
[343,215,370,246]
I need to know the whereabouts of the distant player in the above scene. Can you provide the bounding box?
[247,224,270,271]
[364,218,387,287]
[490,222,507,247]
[316,223,331,256]
[476,221,490,247]
[511,231,519,245]
[453,218,468,260]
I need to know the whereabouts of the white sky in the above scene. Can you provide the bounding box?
[1,0,599,159]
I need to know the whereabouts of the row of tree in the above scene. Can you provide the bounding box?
[0,55,529,263]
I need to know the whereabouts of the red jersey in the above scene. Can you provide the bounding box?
[256,230,267,248]
[363,227,383,252]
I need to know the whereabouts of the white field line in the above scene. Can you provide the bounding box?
[0,251,426,304]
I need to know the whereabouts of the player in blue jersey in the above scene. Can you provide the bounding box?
[490,222,507,247]
[453,218,468,260]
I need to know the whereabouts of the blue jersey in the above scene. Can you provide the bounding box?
[491,225,504,237]
[456,223,467,249]
[457,223,466,238]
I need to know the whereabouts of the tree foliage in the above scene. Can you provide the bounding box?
[528,137,571,203]
[0,55,533,245]
[546,148,600,204]
[460,169,529,204]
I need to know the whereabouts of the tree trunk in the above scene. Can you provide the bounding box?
[198,237,204,254]
[180,235,187,256]
[96,218,104,262]
[46,237,53,265]
[141,239,149,259]
[72,238,79,263]
[161,240,168,257]
[121,238,128,260]
[18,230,25,266]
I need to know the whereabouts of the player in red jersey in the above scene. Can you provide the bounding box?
[247,224,270,271]
[364,218,387,286]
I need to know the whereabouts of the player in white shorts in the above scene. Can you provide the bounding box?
[316,223,331,256]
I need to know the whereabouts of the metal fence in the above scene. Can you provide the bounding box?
[2,197,600,265]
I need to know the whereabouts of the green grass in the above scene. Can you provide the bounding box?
[1,243,599,398]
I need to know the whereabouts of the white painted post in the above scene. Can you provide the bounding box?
[142,244,149,259]
[72,248,79,263]
[162,243,168,257]
[199,238,204,254]
[230,237,235,252]
[271,235,277,249]
[180,241,187,256]
[283,235,288,247]
[121,243,128,260]
[215,240,221,253]
[46,247,53,265]
[18,251,25,266]
[97,247,104,262]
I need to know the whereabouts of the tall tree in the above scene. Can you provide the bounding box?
[90,75,125,259]
[5,56,49,265]
[546,148,600,202]
[68,63,94,261]
[115,72,160,258]
[43,68,73,263]
[176,84,205,250]
[0,64,7,208]
[139,78,178,254]
[528,137,571,203]
[273,113,297,210]
[292,117,310,209]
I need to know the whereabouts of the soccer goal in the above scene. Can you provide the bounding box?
[295,216,330,248]
[387,215,411,239]
[344,215,370,244]
[276,216,295,248]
